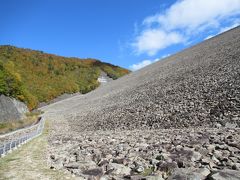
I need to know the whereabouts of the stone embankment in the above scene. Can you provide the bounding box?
[48,128,240,179]
[41,27,240,179]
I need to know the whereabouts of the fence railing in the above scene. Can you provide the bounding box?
[0,117,45,157]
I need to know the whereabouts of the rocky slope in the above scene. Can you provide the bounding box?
[48,127,240,179]
[45,27,239,131]
[41,27,240,179]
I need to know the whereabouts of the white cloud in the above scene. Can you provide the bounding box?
[132,29,184,56]
[130,54,171,71]
[129,60,152,71]
[161,54,170,59]
[133,0,240,56]
[144,0,240,31]
[219,22,240,33]
[204,21,240,40]
[154,54,171,62]
[204,35,214,40]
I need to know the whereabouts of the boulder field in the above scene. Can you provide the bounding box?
[41,27,240,179]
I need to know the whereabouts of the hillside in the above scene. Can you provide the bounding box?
[0,45,130,109]
[40,27,240,179]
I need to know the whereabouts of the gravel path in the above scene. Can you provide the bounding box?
[40,27,240,179]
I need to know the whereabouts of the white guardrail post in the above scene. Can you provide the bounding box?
[0,117,45,157]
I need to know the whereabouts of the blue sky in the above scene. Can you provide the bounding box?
[1,0,240,70]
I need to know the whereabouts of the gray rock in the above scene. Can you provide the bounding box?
[0,94,29,122]
[232,163,240,170]
[145,176,164,180]
[191,151,202,162]
[198,168,211,177]
[209,169,240,180]
[225,122,238,128]
[168,168,210,180]
[135,165,144,173]
[75,161,96,171]
[82,168,103,177]
[51,158,64,170]
[107,163,131,175]
[64,162,80,169]
[112,158,127,165]
[100,175,110,180]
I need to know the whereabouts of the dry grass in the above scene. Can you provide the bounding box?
[0,112,41,134]
[0,120,77,180]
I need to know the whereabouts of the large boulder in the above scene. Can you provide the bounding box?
[168,168,211,180]
[0,95,29,122]
[208,170,240,180]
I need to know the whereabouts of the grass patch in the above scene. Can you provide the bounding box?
[4,158,20,162]
[0,112,41,134]
[141,168,154,176]
[0,120,75,179]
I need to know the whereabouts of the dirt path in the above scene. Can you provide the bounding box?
[0,121,79,180]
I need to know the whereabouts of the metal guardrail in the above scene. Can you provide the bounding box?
[0,117,45,157]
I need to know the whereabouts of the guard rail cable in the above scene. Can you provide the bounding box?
[0,117,45,157]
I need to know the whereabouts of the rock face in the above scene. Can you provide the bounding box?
[0,95,29,122]
[41,27,240,179]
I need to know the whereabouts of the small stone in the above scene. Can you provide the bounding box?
[150,159,159,166]
[215,144,228,150]
[157,161,177,172]
[232,163,240,170]
[107,163,131,175]
[197,168,210,177]
[211,156,220,164]
[213,150,223,160]
[145,175,164,180]
[100,175,110,180]
[191,151,202,162]
[98,159,109,167]
[206,145,216,152]
[227,141,240,149]
[135,165,144,173]
[82,168,103,177]
[129,175,145,180]
[177,160,184,168]
[175,145,183,151]
[50,154,55,160]
[225,122,237,128]
[214,123,222,128]
[112,158,128,165]
[201,158,210,165]
[64,162,80,169]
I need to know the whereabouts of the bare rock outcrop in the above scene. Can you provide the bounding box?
[0,94,29,122]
